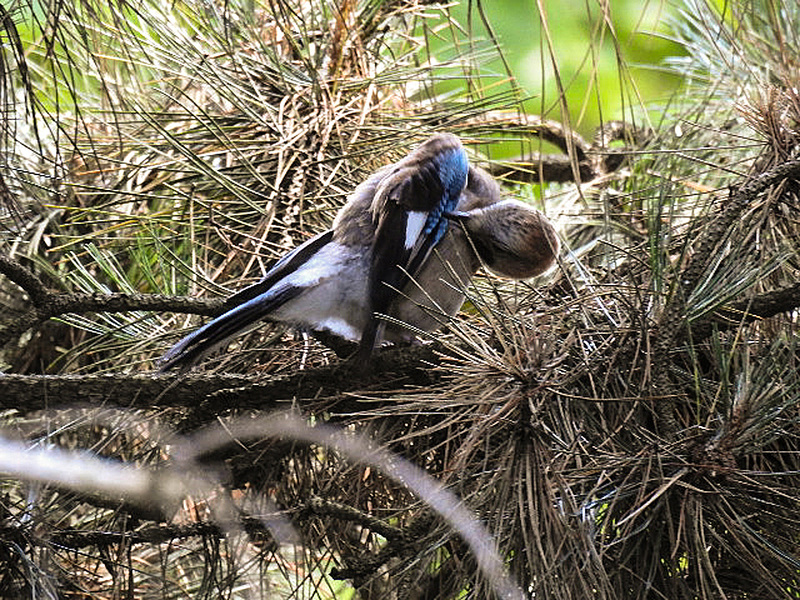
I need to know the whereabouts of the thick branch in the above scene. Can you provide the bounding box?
[690,281,800,340]
[6,513,289,551]
[487,155,595,184]
[0,253,49,304]
[480,118,650,185]
[47,291,226,317]
[681,159,800,296]
[0,343,442,425]
[463,111,591,158]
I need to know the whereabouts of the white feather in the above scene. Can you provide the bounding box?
[405,211,427,249]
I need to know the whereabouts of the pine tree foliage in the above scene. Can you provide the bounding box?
[1,0,800,598]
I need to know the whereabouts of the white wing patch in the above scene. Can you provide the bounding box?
[405,211,427,249]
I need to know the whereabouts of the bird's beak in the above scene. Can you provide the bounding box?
[444,211,469,221]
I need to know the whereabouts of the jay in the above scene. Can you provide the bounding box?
[160,133,558,370]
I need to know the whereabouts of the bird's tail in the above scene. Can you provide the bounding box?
[159,286,302,371]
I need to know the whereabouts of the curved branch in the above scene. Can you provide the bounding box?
[653,157,800,436]
[303,497,405,541]
[478,118,651,185]
[0,254,50,305]
[463,111,591,158]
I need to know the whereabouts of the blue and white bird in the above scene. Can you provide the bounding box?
[159,134,558,370]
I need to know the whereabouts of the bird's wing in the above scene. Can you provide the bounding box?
[224,230,334,306]
[159,229,333,371]
[159,284,304,371]
[359,134,469,355]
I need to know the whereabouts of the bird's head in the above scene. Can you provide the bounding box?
[447,199,559,279]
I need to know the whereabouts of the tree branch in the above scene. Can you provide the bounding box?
[45,511,326,550]
[0,254,49,305]
[47,291,226,317]
[464,111,591,158]
[690,281,800,340]
[653,157,800,436]
[302,496,405,541]
[0,343,442,426]
[475,118,651,184]
[0,254,228,347]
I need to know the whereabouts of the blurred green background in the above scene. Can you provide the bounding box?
[14,0,687,140]
[443,0,686,136]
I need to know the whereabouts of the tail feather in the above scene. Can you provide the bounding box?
[159,285,302,371]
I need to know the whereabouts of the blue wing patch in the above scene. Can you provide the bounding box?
[422,145,469,247]
[358,135,470,359]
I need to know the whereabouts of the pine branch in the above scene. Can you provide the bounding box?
[0,343,442,426]
[690,281,800,340]
[0,254,225,347]
[480,118,650,184]
[652,157,800,436]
